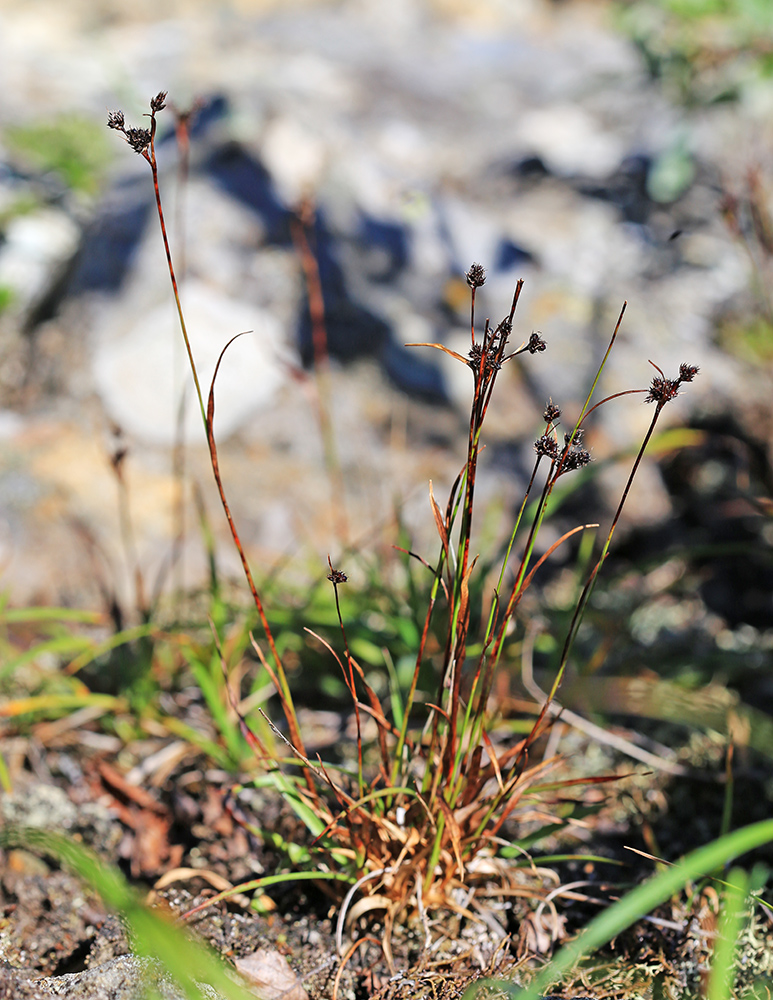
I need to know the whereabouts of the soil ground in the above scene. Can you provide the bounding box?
[3,699,773,1000]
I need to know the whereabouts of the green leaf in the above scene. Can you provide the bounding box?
[0,826,258,1000]
[0,635,96,682]
[463,818,773,999]
[5,118,112,195]
[647,141,695,202]
[0,606,102,625]
[349,636,384,665]
[707,866,751,1000]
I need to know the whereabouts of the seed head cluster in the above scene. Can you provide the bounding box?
[459,266,548,390]
[107,92,167,156]
[467,340,502,377]
[466,262,486,289]
[534,434,559,460]
[534,421,591,474]
[645,362,700,407]
[561,442,592,473]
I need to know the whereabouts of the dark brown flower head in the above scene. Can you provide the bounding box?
[678,363,700,383]
[543,400,560,423]
[327,568,347,585]
[124,127,152,154]
[496,317,512,339]
[557,429,591,474]
[561,447,592,473]
[645,376,681,406]
[468,341,502,377]
[150,91,168,113]
[645,361,700,407]
[466,262,486,288]
[527,332,547,354]
[534,434,558,459]
[564,429,583,447]
[107,110,125,131]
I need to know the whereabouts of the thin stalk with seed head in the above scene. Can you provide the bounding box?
[107,95,309,771]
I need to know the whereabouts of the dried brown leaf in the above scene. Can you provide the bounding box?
[234,948,308,1000]
[405,341,469,365]
[437,796,465,880]
[428,480,449,555]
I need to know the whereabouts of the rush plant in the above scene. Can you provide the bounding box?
[107,94,700,958]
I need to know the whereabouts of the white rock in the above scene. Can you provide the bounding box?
[261,115,328,206]
[0,209,79,306]
[517,104,625,177]
[0,410,25,438]
[93,280,285,446]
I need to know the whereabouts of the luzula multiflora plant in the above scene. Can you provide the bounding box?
[108,97,699,934]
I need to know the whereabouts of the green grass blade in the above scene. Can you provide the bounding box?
[160,715,234,770]
[0,607,103,625]
[0,750,11,793]
[0,826,258,1000]
[382,646,405,732]
[508,854,624,868]
[259,770,327,838]
[65,622,156,674]
[183,648,244,765]
[707,866,751,1000]
[0,635,96,681]
[463,818,773,1000]
[0,692,121,720]
[181,869,353,914]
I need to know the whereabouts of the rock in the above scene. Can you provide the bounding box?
[65,175,153,297]
[0,782,122,859]
[260,116,327,207]
[1,782,78,832]
[517,104,625,178]
[92,279,286,446]
[36,955,227,1000]
[0,208,80,320]
[203,142,292,247]
[0,964,53,1000]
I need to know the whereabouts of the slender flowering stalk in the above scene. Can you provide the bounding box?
[108,93,206,429]
[466,261,486,346]
[487,358,702,829]
[327,560,364,798]
[107,95,310,772]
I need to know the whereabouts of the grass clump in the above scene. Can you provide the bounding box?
[102,92,711,961]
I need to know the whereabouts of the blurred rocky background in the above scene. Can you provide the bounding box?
[0,0,771,632]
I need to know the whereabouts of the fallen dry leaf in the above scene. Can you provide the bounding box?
[234,948,308,1000]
